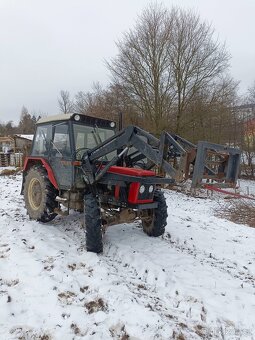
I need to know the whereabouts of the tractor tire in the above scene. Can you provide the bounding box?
[142,189,167,237]
[84,192,103,253]
[24,166,58,223]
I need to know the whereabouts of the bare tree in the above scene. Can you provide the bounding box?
[107,4,230,136]
[58,90,74,114]
[74,83,140,128]
[74,91,92,115]
[74,84,105,116]
[169,9,230,134]
[239,82,255,177]
[247,82,255,103]
[107,4,175,134]
[182,75,239,143]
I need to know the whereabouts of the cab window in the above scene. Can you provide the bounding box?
[52,123,71,157]
[32,125,52,156]
[73,124,116,160]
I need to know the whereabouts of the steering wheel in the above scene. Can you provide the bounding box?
[75,147,90,160]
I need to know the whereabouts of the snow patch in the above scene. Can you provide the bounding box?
[0,174,254,339]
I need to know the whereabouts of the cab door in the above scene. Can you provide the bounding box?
[49,122,73,189]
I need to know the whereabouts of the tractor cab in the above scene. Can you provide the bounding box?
[29,113,117,189]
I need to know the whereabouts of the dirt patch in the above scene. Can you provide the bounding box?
[84,297,107,314]
[80,285,89,293]
[172,331,186,340]
[1,278,19,287]
[57,291,77,305]
[194,324,210,338]
[70,323,81,335]
[109,323,130,339]
[9,327,51,340]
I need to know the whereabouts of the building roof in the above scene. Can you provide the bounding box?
[14,134,34,141]
[0,135,34,143]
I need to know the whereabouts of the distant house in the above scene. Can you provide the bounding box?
[245,118,255,136]
[0,134,33,167]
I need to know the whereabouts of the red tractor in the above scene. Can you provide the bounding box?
[22,113,241,253]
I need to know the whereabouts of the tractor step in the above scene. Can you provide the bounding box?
[55,196,68,203]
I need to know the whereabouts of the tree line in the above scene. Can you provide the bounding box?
[0,106,38,136]
[1,4,255,175]
[56,5,255,176]
[57,5,252,145]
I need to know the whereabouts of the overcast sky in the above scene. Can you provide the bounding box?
[0,0,255,123]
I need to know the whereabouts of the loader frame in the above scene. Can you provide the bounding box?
[80,124,241,190]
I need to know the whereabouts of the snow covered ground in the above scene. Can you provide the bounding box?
[0,170,255,340]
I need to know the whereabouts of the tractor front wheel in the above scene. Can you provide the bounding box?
[84,192,103,253]
[24,166,57,222]
[142,189,167,237]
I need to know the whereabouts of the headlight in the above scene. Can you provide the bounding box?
[74,114,80,121]
[139,185,145,194]
[148,185,154,193]
[110,122,115,128]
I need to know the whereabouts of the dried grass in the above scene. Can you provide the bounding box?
[0,167,23,176]
[217,199,255,228]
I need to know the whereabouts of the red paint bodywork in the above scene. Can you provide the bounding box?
[107,166,156,204]
[114,185,120,200]
[128,182,154,204]
[107,166,155,177]
[23,157,58,189]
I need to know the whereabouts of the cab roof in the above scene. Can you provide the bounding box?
[36,113,116,129]
[37,113,73,124]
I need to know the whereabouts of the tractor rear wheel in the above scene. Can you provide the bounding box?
[24,166,58,222]
[84,192,103,253]
[142,189,167,237]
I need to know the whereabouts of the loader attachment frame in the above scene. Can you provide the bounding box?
[191,141,241,188]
